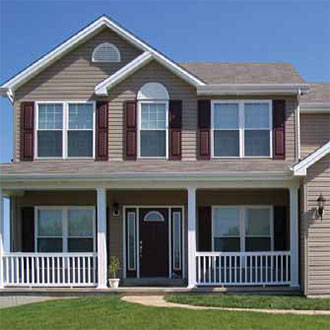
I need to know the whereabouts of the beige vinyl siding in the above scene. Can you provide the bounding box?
[300,114,330,158]
[13,28,142,161]
[303,154,330,296]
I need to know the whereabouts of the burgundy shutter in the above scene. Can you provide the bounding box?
[22,207,35,252]
[125,101,137,160]
[274,206,288,251]
[169,100,182,160]
[96,101,108,161]
[198,100,211,159]
[21,102,34,161]
[273,100,286,159]
[198,206,212,251]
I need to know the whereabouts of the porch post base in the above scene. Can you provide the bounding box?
[97,285,108,289]
[187,284,196,289]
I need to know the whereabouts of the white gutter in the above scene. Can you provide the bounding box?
[0,170,293,183]
[197,84,310,96]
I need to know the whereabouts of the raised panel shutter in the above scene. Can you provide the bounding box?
[22,207,35,252]
[273,100,286,159]
[198,100,211,159]
[274,206,289,251]
[198,206,212,251]
[125,101,137,160]
[169,100,182,160]
[21,102,34,161]
[96,101,109,160]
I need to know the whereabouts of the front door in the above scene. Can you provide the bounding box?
[139,208,169,277]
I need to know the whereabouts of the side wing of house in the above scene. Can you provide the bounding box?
[298,83,330,296]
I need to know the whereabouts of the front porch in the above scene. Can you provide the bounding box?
[0,186,300,290]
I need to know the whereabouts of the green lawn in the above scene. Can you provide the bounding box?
[0,296,330,330]
[166,294,330,311]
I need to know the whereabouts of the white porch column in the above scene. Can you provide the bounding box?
[187,187,197,288]
[97,188,107,289]
[0,189,4,288]
[290,186,299,287]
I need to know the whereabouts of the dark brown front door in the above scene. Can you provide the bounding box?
[139,208,169,277]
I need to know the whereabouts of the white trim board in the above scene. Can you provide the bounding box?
[1,15,205,95]
[293,141,330,176]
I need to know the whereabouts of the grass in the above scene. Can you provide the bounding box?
[166,294,330,311]
[0,296,330,330]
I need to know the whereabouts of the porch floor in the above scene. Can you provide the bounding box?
[0,286,301,297]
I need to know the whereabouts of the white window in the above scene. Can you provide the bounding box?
[172,211,182,270]
[211,100,272,158]
[92,43,121,62]
[127,212,136,271]
[139,102,168,157]
[37,104,63,157]
[137,82,169,158]
[212,206,273,252]
[36,102,95,158]
[36,207,95,253]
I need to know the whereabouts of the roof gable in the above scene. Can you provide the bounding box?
[0,15,205,97]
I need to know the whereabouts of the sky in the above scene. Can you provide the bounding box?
[0,0,329,247]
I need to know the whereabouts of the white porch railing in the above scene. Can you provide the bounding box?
[196,251,291,286]
[2,253,98,287]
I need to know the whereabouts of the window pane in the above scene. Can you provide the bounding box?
[68,209,93,236]
[68,131,93,157]
[246,238,271,251]
[213,207,240,237]
[38,131,62,157]
[141,103,166,129]
[214,103,239,129]
[244,103,270,129]
[38,104,63,129]
[214,130,239,157]
[214,238,240,252]
[244,130,270,156]
[140,130,166,157]
[173,212,181,270]
[245,208,271,236]
[127,212,136,270]
[38,238,62,252]
[38,210,62,236]
[68,238,93,252]
[68,104,93,129]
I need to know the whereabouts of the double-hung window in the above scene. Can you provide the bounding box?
[36,102,94,158]
[37,104,63,157]
[212,205,273,252]
[139,102,168,158]
[36,207,95,253]
[212,100,272,158]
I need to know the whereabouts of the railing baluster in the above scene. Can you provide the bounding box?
[87,256,91,284]
[286,254,289,283]
[82,257,86,284]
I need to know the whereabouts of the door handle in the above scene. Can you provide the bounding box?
[139,241,143,258]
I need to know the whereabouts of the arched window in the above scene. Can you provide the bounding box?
[92,43,121,63]
[144,211,165,222]
[137,83,169,158]
[137,82,169,100]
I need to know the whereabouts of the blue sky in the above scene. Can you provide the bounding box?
[0,0,330,163]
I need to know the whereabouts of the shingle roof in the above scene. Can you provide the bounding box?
[300,83,330,103]
[179,62,305,84]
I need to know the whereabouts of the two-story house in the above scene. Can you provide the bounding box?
[0,16,329,296]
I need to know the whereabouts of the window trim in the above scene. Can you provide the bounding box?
[35,101,96,160]
[211,205,274,252]
[211,100,273,159]
[137,100,169,159]
[34,206,96,253]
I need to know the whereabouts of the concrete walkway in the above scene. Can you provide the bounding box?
[0,296,66,309]
[122,295,330,315]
